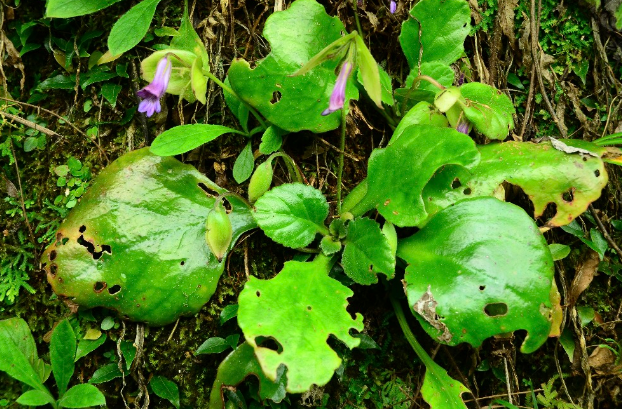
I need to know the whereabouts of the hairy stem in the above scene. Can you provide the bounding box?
[337,107,347,214]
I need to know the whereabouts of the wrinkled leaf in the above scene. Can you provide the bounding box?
[253,183,329,248]
[42,148,255,326]
[423,141,608,227]
[228,0,358,132]
[238,257,364,392]
[399,0,470,69]
[150,376,180,409]
[341,217,395,285]
[151,124,245,156]
[208,342,286,409]
[399,198,555,353]
[107,0,161,56]
[460,82,515,140]
[363,125,479,227]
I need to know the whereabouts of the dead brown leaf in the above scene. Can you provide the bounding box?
[569,249,600,307]
[588,346,622,375]
[498,0,519,49]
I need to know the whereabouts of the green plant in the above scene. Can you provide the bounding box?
[37,0,622,407]
[0,317,106,408]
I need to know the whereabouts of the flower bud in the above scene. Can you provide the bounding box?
[248,161,274,203]
[205,201,233,261]
[434,86,462,113]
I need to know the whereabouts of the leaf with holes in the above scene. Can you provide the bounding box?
[422,141,608,227]
[398,197,555,353]
[238,257,364,393]
[208,342,286,409]
[253,183,329,248]
[399,0,470,69]
[359,125,479,227]
[459,83,515,140]
[341,217,395,285]
[41,148,255,326]
[421,359,470,409]
[227,0,358,132]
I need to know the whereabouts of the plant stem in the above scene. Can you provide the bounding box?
[413,75,446,90]
[389,293,436,368]
[351,0,364,38]
[204,71,268,131]
[337,107,347,214]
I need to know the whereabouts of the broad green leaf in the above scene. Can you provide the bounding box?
[423,141,608,227]
[391,102,448,144]
[227,0,358,132]
[16,390,56,407]
[459,82,515,140]
[364,125,479,227]
[88,363,123,384]
[341,217,395,285]
[549,244,571,261]
[150,124,245,156]
[233,142,254,184]
[196,337,230,354]
[101,83,121,107]
[120,341,136,370]
[42,148,256,326]
[398,198,555,353]
[559,329,575,362]
[320,235,342,256]
[46,0,122,18]
[399,0,470,69]
[208,342,286,409]
[58,384,106,408]
[150,376,180,409]
[51,319,76,397]
[355,35,382,108]
[259,125,286,155]
[0,318,48,391]
[253,183,329,248]
[421,359,469,409]
[238,257,364,393]
[107,0,161,56]
[220,304,238,325]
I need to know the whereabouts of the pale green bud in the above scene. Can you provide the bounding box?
[205,201,233,261]
[248,161,274,203]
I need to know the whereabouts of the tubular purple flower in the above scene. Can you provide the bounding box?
[137,56,172,117]
[322,62,353,116]
[456,120,470,135]
[390,1,397,14]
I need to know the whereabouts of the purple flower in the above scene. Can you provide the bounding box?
[137,56,172,117]
[456,120,470,135]
[322,62,353,116]
[390,1,397,14]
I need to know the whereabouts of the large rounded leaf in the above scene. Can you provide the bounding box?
[422,141,608,227]
[399,0,470,69]
[364,124,480,227]
[227,0,358,132]
[41,148,255,326]
[238,257,364,393]
[253,183,329,249]
[398,197,555,353]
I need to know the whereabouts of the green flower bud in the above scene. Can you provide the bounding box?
[205,201,233,261]
[248,161,274,203]
[434,86,462,113]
